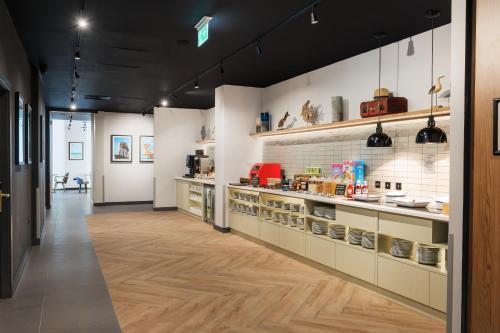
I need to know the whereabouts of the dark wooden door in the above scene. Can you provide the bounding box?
[469,0,500,330]
[0,81,12,298]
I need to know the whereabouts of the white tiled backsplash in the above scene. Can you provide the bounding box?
[262,118,450,200]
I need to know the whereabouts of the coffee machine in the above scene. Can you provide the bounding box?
[185,150,208,178]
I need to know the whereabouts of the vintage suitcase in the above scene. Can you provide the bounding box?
[360,97,408,118]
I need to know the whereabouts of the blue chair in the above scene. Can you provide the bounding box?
[73,177,89,193]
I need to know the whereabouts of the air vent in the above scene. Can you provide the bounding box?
[85,95,112,101]
[99,63,142,69]
[111,46,148,53]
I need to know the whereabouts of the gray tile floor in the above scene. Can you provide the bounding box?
[0,191,151,333]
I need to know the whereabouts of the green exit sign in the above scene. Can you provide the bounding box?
[195,16,212,47]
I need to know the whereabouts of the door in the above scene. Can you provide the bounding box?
[0,80,12,298]
[468,0,500,330]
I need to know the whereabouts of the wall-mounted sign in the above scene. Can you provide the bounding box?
[195,16,212,47]
[494,98,500,155]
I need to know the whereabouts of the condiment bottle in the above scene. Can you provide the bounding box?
[355,180,362,195]
[346,181,354,199]
[362,181,369,195]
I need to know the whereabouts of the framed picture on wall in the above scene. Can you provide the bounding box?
[25,103,32,165]
[494,98,500,155]
[69,142,84,160]
[139,136,154,162]
[111,135,132,162]
[15,92,25,165]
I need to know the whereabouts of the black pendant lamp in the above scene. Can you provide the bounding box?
[416,10,447,144]
[367,32,392,148]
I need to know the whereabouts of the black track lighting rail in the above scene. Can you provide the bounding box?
[144,0,322,114]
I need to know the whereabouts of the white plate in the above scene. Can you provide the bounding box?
[353,195,380,202]
[394,198,430,208]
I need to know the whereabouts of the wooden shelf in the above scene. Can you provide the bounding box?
[250,107,450,138]
[196,139,215,144]
[305,214,336,224]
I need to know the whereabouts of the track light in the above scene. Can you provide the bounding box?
[77,18,88,29]
[75,70,80,79]
[194,78,199,89]
[70,102,77,110]
[75,50,81,60]
[255,40,263,56]
[220,62,225,75]
[160,99,168,107]
[72,86,76,92]
[310,6,319,25]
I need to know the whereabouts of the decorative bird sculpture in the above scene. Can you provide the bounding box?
[429,76,445,95]
[428,75,445,110]
[277,111,290,130]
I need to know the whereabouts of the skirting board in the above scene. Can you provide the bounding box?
[213,224,231,233]
[93,201,153,207]
[153,207,177,211]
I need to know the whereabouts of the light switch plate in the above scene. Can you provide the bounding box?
[375,181,381,189]
[385,182,391,190]
[396,182,402,190]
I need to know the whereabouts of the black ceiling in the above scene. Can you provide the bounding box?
[5,0,451,113]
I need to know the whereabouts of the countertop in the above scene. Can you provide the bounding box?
[226,185,449,223]
[175,177,215,186]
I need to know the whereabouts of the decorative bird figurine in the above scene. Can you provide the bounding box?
[277,111,290,130]
[428,76,445,95]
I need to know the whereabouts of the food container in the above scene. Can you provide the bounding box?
[323,180,333,195]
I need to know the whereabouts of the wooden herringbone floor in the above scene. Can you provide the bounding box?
[86,210,445,333]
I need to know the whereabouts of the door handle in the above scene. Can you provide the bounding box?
[0,191,11,213]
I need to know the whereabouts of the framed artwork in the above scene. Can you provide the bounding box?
[15,92,25,165]
[69,142,84,160]
[111,135,132,162]
[494,98,500,155]
[25,104,32,165]
[140,136,154,162]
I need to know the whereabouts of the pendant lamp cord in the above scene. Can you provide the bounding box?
[430,16,434,117]
[378,38,382,123]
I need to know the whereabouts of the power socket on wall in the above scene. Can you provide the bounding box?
[396,182,402,191]
[385,182,391,190]
[375,181,381,189]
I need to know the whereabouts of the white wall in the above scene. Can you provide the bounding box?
[153,107,206,208]
[51,119,92,188]
[93,112,154,203]
[449,0,467,330]
[262,24,451,128]
[215,85,263,227]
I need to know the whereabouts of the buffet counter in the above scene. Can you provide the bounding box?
[175,177,215,223]
[225,184,449,317]
[227,185,448,222]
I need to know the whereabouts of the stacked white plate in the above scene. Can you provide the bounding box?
[288,216,297,227]
[361,232,375,249]
[312,221,328,235]
[385,191,406,203]
[324,207,336,220]
[348,228,364,245]
[313,206,325,217]
[291,204,301,212]
[283,203,291,211]
[417,245,440,265]
[279,213,288,225]
[272,212,279,222]
[297,218,305,230]
[328,224,346,239]
[262,210,271,220]
[390,238,414,258]
[275,201,284,209]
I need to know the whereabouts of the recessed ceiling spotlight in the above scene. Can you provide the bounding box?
[77,18,88,29]
[75,50,81,60]
[160,99,168,107]
[310,6,319,25]
[194,78,199,89]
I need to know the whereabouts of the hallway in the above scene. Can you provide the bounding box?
[0,192,122,333]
